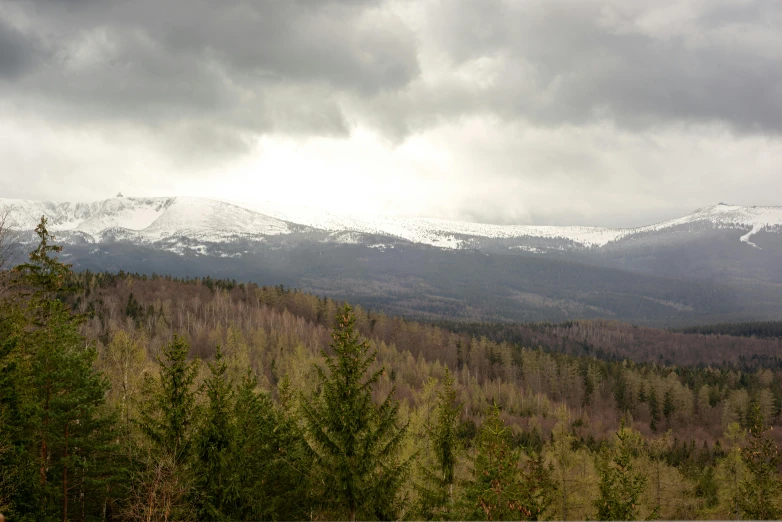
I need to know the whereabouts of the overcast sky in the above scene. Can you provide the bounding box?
[1,0,781,227]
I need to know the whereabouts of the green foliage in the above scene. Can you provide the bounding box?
[417,369,461,520]
[462,405,555,521]
[595,424,647,521]
[737,402,782,520]
[6,262,782,520]
[137,335,199,464]
[0,217,122,520]
[302,304,410,521]
[193,347,236,520]
[648,387,660,433]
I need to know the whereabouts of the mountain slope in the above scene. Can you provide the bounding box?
[3,196,781,251]
[2,196,781,325]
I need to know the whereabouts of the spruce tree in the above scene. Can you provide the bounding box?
[663,389,675,424]
[462,404,554,521]
[418,369,461,520]
[132,334,199,521]
[302,304,409,521]
[737,402,782,519]
[194,347,236,520]
[595,423,647,521]
[232,372,314,520]
[137,335,199,464]
[648,387,660,433]
[1,217,121,520]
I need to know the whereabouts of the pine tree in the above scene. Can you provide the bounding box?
[713,422,747,520]
[137,335,199,464]
[132,334,199,520]
[663,388,676,425]
[194,347,236,520]
[418,369,461,520]
[232,372,314,520]
[1,217,122,520]
[461,404,554,521]
[595,423,647,521]
[519,451,556,521]
[302,304,410,521]
[737,402,782,519]
[648,387,660,433]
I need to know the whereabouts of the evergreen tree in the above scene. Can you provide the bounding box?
[737,402,782,520]
[232,372,314,520]
[193,347,236,520]
[137,335,199,463]
[0,217,122,520]
[648,387,660,433]
[418,369,461,520]
[519,451,556,521]
[132,335,199,521]
[302,304,410,521]
[595,423,647,521]
[461,405,554,521]
[663,389,676,424]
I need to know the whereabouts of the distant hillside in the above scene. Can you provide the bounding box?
[3,197,782,327]
[677,321,782,339]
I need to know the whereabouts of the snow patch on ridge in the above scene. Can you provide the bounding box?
[2,197,782,253]
[740,224,763,249]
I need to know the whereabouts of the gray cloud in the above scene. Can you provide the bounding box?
[0,17,41,80]
[4,0,782,142]
[358,0,782,137]
[1,0,781,226]
[1,0,417,160]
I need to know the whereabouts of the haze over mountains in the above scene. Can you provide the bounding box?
[3,196,782,326]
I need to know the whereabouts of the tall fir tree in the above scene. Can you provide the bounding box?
[1,217,121,520]
[230,372,313,520]
[595,423,647,521]
[132,334,199,521]
[417,369,461,520]
[137,335,199,464]
[193,347,236,520]
[648,387,660,433]
[461,404,555,521]
[737,402,782,520]
[302,304,410,521]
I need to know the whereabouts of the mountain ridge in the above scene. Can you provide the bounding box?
[2,195,782,326]
[2,196,781,251]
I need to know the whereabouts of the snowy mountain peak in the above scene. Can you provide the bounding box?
[1,196,781,251]
[0,197,291,243]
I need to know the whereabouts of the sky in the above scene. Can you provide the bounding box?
[0,0,781,227]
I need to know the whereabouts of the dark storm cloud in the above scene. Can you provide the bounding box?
[1,0,418,158]
[364,0,782,136]
[0,17,41,80]
[2,0,782,159]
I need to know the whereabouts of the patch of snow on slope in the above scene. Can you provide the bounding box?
[740,224,763,249]
[3,197,782,252]
[226,199,624,248]
[138,198,291,241]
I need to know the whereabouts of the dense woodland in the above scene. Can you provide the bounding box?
[431,320,782,368]
[677,321,782,340]
[3,218,782,520]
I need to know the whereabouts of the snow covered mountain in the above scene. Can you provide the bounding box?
[1,197,292,244]
[2,195,781,326]
[2,196,781,252]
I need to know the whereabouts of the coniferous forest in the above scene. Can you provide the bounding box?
[4,219,782,521]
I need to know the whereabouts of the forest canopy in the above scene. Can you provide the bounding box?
[2,218,782,520]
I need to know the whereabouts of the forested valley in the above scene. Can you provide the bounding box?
[3,219,782,521]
